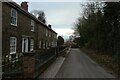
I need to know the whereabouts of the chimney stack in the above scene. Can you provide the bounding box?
[38,16,42,20]
[21,2,28,11]
[48,24,51,28]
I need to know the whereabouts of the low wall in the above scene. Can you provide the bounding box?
[35,55,56,79]
[22,52,56,79]
[22,53,36,78]
[57,47,70,57]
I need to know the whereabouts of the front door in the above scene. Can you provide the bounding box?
[22,37,28,52]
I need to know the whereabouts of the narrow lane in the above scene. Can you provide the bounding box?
[55,48,115,78]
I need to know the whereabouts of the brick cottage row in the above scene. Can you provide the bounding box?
[2,2,57,59]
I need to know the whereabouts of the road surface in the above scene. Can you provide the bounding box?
[55,48,115,78]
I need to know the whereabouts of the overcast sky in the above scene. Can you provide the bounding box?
[14,0,83,40]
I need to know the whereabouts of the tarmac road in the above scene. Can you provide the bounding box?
[55,48,115,78]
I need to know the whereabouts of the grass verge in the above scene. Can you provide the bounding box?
[80,47,120,78]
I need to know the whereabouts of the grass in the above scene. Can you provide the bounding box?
[80,47,120,78]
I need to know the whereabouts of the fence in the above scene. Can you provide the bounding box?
[2,46,68,79]
[35,47,56,68]
[2,55,23,78]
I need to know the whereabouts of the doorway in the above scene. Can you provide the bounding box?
[22,37,28,52]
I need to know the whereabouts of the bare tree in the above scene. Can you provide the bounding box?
[31,10,46,24]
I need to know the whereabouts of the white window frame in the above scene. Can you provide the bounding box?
[10,37,17,54]
[55,42,57,46]
[49,31,51,37]
[52,42,54,47]
[46,29,48,36]
[11,8,17,26]
[43,41,45,49]
[54,34,57,39]
[30,39,34,51]
[39,41,41,48]
[46,41,48,48]
[31,20,35,32]
[51,32,52,38]
[49,42,51,47]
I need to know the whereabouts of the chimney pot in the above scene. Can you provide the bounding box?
[48,24,51,28]
[38,16,42,20]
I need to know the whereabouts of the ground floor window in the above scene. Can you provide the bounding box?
[30,39,34,51]
[47,42,49,49]
[43,41,45,49]
[55,42,57,46]
[45,41,48,48]
[10,37,17,54]
[52,42,54,47]
[49,42,51,47]
[39,41,41,48]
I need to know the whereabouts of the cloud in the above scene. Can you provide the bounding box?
[45,4,80,26]
[53,28,74,40]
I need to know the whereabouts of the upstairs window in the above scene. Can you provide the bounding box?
[46,29,48,36]
[11,8,17,26]
[49,42,51,47]
[54,34,57,39]
[43,41,45,49]
[30,39,34,51]
[31,20,34,32]
[46,41,48,48]
[51,33,52,37]
[49,31,51,37]
[52,42,54,47]
[10,37,17,54]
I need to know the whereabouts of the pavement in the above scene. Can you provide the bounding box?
[39,47,71,78]
[39,56,65,78]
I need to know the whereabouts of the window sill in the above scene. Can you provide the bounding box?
[10,23,17,27]
[31,30,35,32]
[10,52,16,54]
[30,49,34,51]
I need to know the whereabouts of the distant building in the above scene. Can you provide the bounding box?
[64,41,76,46]
[1,1,57,59]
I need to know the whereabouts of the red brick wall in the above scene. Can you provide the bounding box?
[2,2,37,56]
[22,56,35,78]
